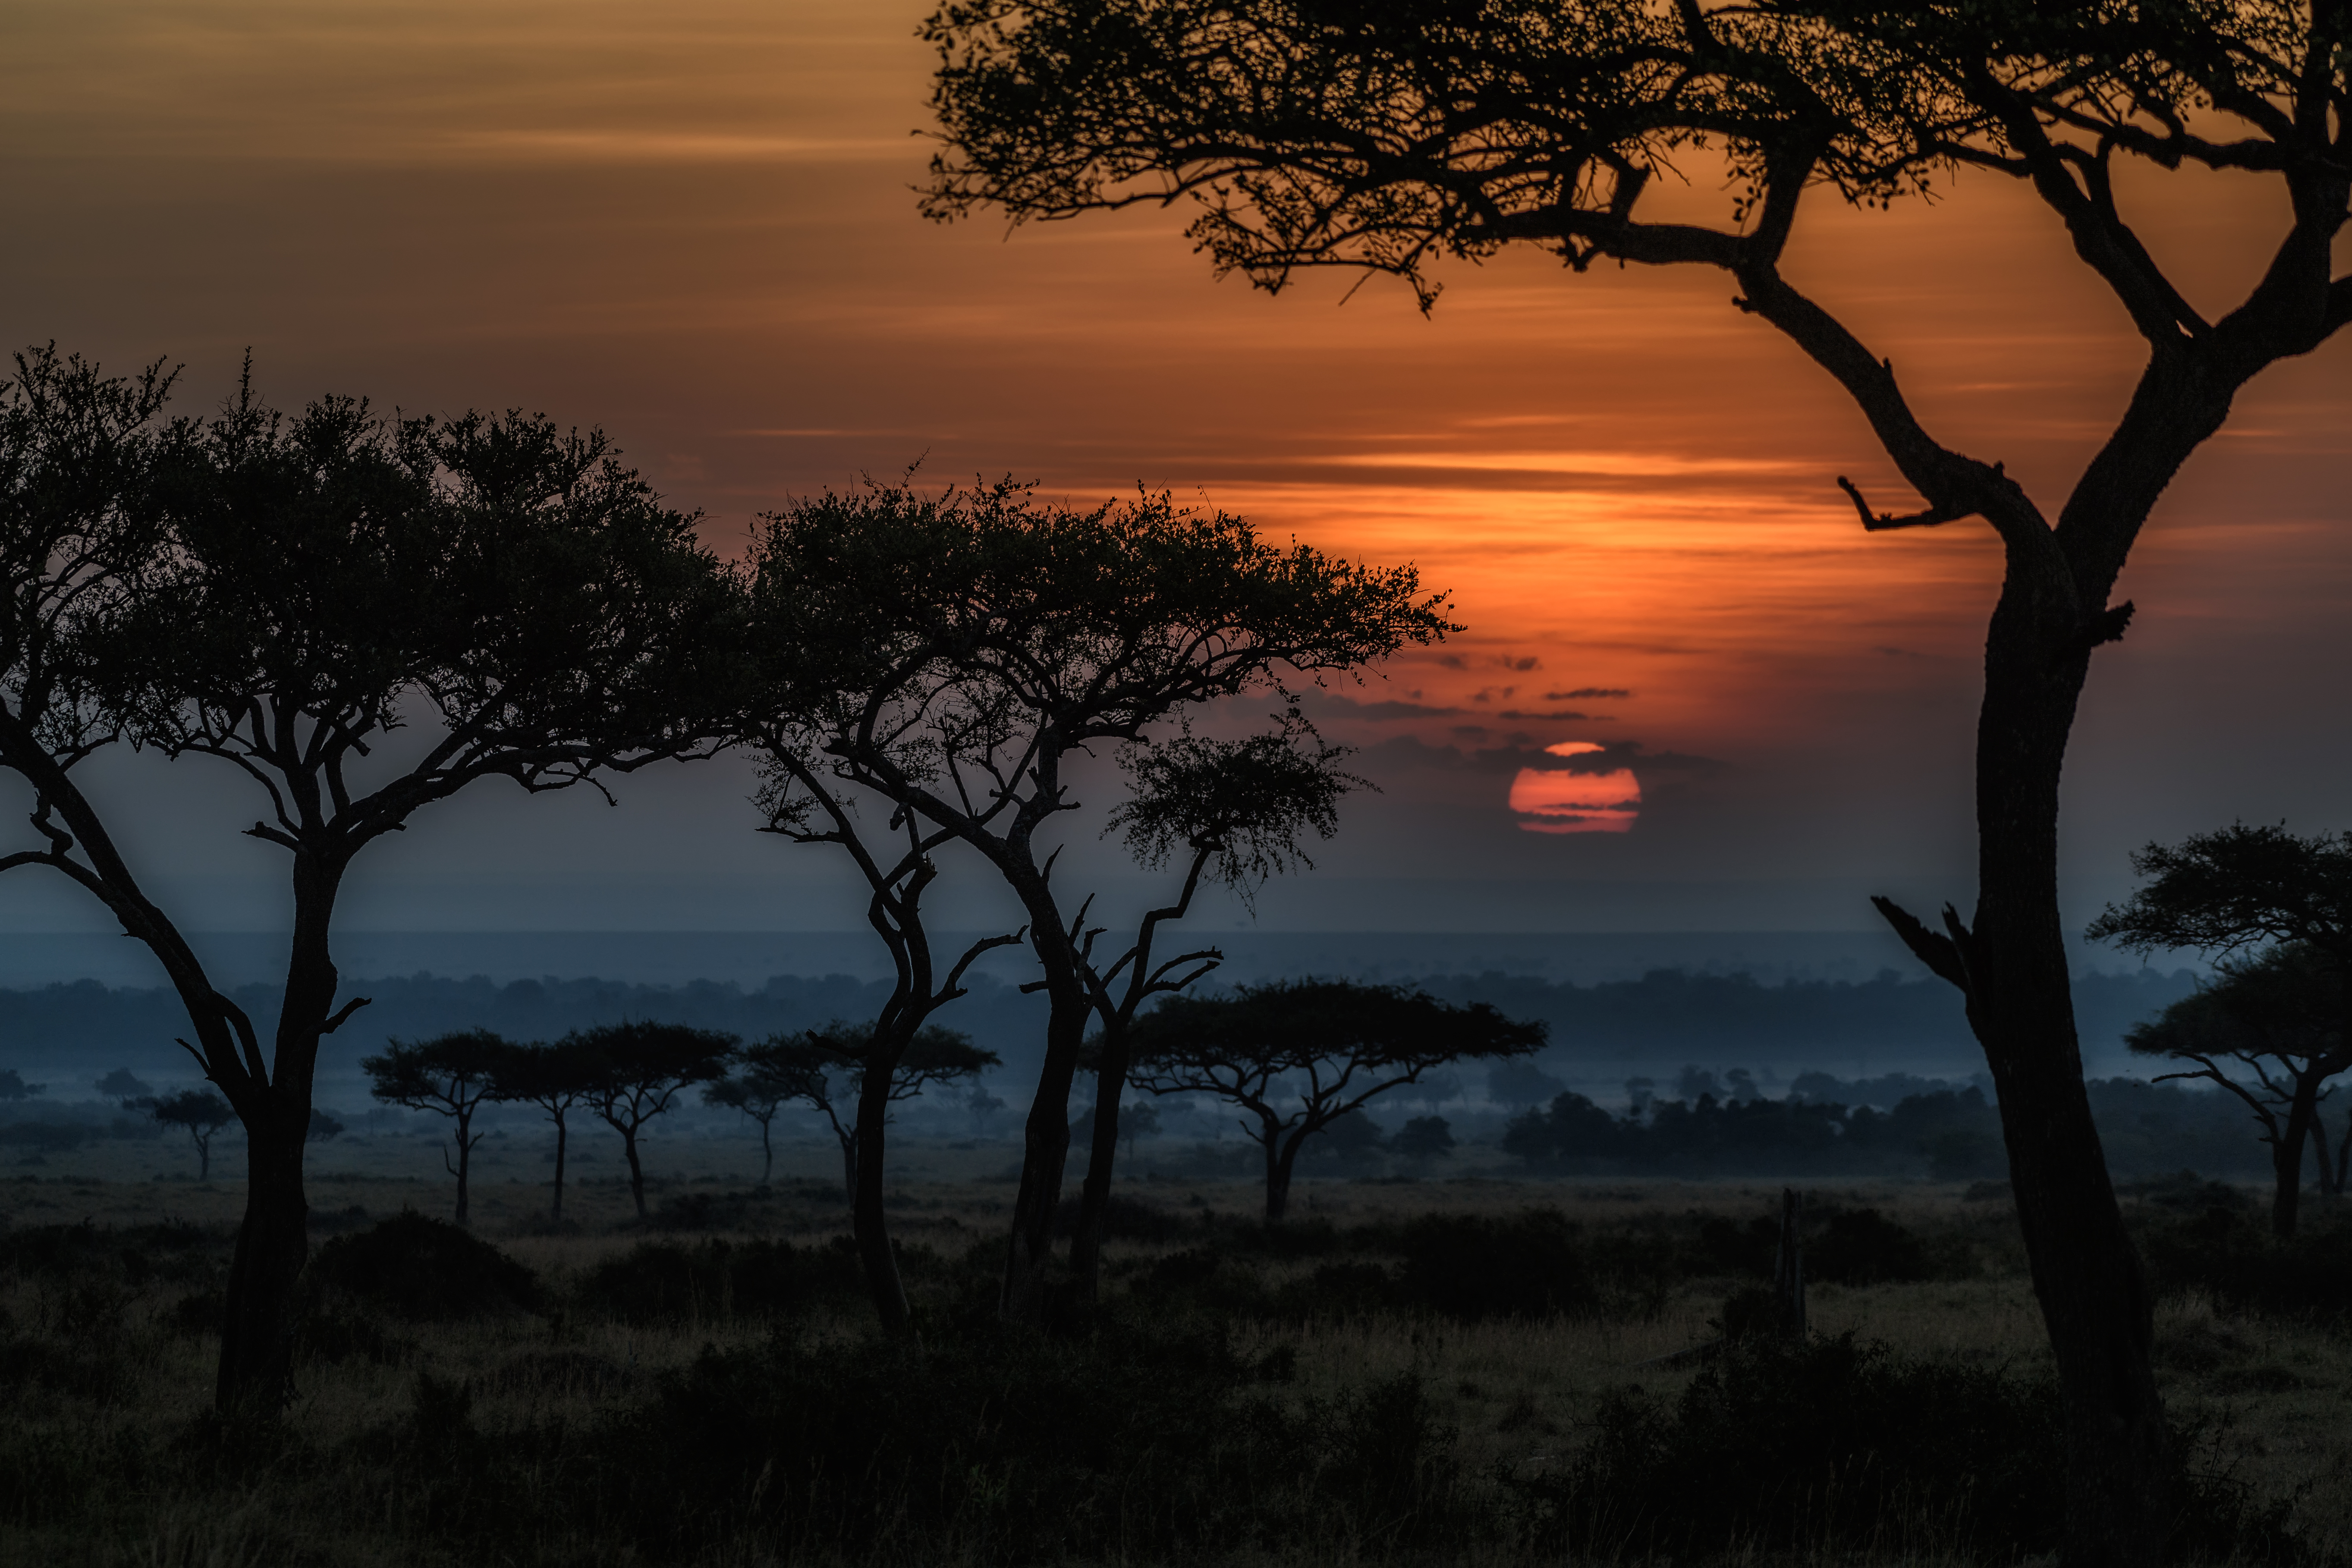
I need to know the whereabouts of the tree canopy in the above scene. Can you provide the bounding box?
[361,1030,510,1224]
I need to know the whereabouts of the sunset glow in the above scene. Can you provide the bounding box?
[0,0,2343,928]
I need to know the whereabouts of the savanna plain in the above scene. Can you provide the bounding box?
[4,1133,2347,1568]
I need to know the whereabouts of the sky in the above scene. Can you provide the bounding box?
[0,0,2346,948]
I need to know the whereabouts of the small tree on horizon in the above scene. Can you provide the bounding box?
[1125,978,1544,1220]
[570,1022,739,1219]
[360,1030,509,1225]
[2125,943,2346,1234]
[751,1022,1002,1210]
[141,1088,236,1180]
[491,1039,599,1222]
[2093,823,2352,1237]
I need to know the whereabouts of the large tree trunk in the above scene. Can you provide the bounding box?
[451,1107,474,1225]
[999,985,1085,1323]
[550,1115,568,1220]
[1950,579,2168,1568]
[1264,1128,1305,1223]
[1067,1025,1133,1301]
[2272,1074,2322,1237]
[623,1130,648,1218]
[850,1062,912,1334]
[216,1085,308,1415]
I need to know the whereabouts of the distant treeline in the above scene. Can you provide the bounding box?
[0,964,2200,1094]
[1503,1077,2275,1181]
[1415,967,2201,1069]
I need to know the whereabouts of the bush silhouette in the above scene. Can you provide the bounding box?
[308,1214,541,1321]
[1393,1210,1596,1321]
[1808,1207,1937,1285]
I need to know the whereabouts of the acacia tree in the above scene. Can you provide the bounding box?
[361,1030,509,1224]
[2125,943,2345,1235]
[734,1025,992,1213]
[743,638,1027,1329]
[141,1087,236,1179]
[0,354,739,1412]
[493,1039,599,1221]
[747,479,1449,1322]
[570,1022,739,1219]
[1125,978,1544,1220]
[2093,823,2352,1232]
[1067,716,1363,1298]
[921,6,2350,1555]
[703,1047,805,1187]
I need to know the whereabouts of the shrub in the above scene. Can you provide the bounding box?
[1808,1207,1937,1285]
[1393,1210,1596,1321]
[571,1236,865,1324]
[2142,1207,2352,1325]
[308,1213,541,1321]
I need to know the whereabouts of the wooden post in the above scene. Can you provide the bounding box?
[1770,1187,1805,1340]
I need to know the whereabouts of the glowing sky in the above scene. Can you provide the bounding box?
[0,1,2346,935]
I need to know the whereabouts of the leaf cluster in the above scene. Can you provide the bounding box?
[2090,821,2352,959]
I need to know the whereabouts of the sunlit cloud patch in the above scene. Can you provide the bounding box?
[1507,741,1641,834]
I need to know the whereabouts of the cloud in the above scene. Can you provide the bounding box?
[1288,690,1467,722]
[1497,709,1600,721]
[1546,687,1632,700]
[1496,655,1542,672]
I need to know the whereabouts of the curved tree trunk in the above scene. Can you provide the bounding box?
[850,1063,912,1334]
[450,1106,475,1225]
[2271,1074,2322,1237]
[1000,984,1085,1323]
[1928,562,2169,1568]
[1068,1025,1133,1301]
[1264,1125,1306,1223]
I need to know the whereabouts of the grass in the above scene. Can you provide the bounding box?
[3,1152,2350,1565]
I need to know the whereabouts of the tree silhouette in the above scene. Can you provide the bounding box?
[569,1022,739,1219]
[748,477,1449,1323]
[141,1088,236,1180]
[0,351,741,1413]
[1125,978,1543,1220]
[2093,823,2352,1235]
[756,1023,1003,1202]
[702,1046,806,1188]
[361,1030,509,1225]
[923,8,2351,1552]
[2125,943,2346,1235]
[491,1039,600,1222]
[1068,713,1364,1298]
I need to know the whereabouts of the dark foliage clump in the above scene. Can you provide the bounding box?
[1052,1191,1188,1244]
[1393,1210,1597,1321]
[308,1214,541,1321]
[0,1220,227,1289]
[571,1236,870,1323]
[1807,1207,1939,1285]
[2141,1206,2352,1326]
[1509,1333,2299,1563]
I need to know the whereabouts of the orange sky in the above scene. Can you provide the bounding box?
[0,0,2345,935]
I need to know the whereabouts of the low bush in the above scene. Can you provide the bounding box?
[1509,1332,2301,1563]
[1807,1207,1938,1285]
[308,1213,541,1321]
[2142,1206,2352,1326]
[570,1235,868,1323]
[1393,1210,1597,1321]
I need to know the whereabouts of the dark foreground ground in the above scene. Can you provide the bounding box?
[3,1167,2349,1567]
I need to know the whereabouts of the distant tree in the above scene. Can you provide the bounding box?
[0,349,742,1413]
[570,1023,739,1219]
[1624,1077,1657,1117]
[925,9,2352,1551]
[1393,1115,1455,1164]
[1297,1106,1387,1169]
[2092,824,2352,1238]
[491,1039,600,1221]
[307,1109,344,1142]
[746,477,1448,1322]
[96,1068,151,1100]
[1126,979,1543,1220]
[2125,945,2345,1237]
[0,1068,42,1099]
[361,1030,509,1224]
[702,1045,805,1188]
[753,1022,1001,1207]
[962,1081,1007,1134]
[1068,714,1365,1298]
[144,1088,235,1179]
